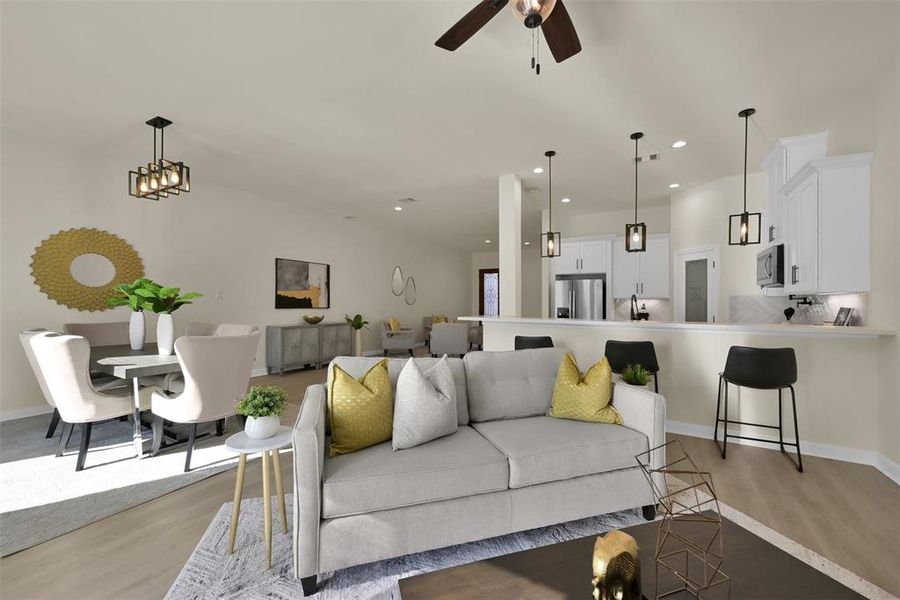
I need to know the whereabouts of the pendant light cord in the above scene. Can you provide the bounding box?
[742,112,748,213]
[548,152,552,228]
[634,136,639,222]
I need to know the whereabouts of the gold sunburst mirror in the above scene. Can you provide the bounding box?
[30,228,145,311]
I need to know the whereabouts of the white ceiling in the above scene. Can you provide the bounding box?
[2,1,897,250]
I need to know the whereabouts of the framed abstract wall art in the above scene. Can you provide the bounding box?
[275,258,330,309]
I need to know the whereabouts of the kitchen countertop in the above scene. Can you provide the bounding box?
[458,316,895,339]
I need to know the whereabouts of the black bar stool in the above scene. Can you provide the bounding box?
[604,340,660,393]
[514,336,554,350]
[714,346,803,472]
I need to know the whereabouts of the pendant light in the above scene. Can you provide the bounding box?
[540,150,561,258]
[128,116,191,201]
[729,108,761,245]
[625,132,647,253]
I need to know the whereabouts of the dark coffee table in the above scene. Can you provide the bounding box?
[398,515,864,599]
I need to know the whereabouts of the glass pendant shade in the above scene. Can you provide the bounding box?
[625,222,647,253]
[128,116,191,201]
[541,231,561,258]
[510,0,557,27]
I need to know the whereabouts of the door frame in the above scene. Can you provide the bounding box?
[478,268,499,316]
[673,245,719,323]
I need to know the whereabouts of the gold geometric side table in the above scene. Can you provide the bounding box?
[224,426,293,570]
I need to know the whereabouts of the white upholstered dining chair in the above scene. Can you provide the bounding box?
[149,331,260,472]
[19,328,60,438]
[28,332,152,471]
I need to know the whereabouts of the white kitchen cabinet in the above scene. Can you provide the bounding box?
[761,133,827,246]
[556,240,580,275]
[579,240,608,273]
[554,239,610,275]
[781,153,872,295]
[612,234,670,299]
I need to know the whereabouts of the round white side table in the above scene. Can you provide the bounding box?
[224,426,293,569]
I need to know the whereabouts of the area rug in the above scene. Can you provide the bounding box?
[168,477,898,600]
[0,413,261,556]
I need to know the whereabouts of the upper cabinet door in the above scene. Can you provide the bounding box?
[579,240,608,273]
[640,236,670,299]
[783,173,818,294]
[612,237,638,298]
[555,240,581,275]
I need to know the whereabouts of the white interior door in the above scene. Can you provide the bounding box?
[673,246,719,323]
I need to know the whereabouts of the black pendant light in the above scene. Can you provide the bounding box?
[729,108,761,245]
[128,116,191,201]
[625,132,647,253]
[541,150,561,258]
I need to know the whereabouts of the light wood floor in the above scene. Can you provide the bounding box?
[1,367,898,599]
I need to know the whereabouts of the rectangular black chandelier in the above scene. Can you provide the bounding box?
[541,231,561,258]
[626,222,647,253]
[728,210,761,246]
[128,116,191,201]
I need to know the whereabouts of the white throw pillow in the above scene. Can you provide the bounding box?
[392,356,458,450]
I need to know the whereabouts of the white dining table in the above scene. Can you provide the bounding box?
[91,343,182,457]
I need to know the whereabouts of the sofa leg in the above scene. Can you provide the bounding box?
[300,575,317,596]
[642,504,656,520]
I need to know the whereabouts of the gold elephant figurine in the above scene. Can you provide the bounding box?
[592,530,642,600]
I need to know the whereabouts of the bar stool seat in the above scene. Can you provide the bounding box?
[714,346,803,472]
[604,340,661,393]
[514,336,554,350]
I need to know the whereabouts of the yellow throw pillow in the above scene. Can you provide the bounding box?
[431,315,449,324]
[388,317,401,332]
[549,353,622,424]
[328,359,393,457]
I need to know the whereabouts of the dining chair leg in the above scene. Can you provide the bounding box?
[45,408,61,439]
[151,416,165,457]
[216,418,225,437]
[272,448,288,533]
[261,450,273,569]
[56,422,73,457]
[184,423,197,473]
[229,453,247,554]
[75,422,92,472]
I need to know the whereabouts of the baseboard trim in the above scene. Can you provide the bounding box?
[0,405,54,422]
[250,367,269,378]
[667,419,900,486]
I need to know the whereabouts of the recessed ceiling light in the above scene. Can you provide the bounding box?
[671,140,688,149]
[668,183,681,189]
[561,197,571,203]
[524,241,531,246]
[484,239,491,244]
[394,206,403,211]
[532,167,544,174]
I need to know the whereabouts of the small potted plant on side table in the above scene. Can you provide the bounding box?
[622,364,651,387]
[236,386,288,440]
[345,313,370,357]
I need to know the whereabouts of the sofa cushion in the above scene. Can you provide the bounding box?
[329,356,469,425]
[322,426,508,518]
[392,357,458,450]
[464,347,567,422]
[471,416,649,489]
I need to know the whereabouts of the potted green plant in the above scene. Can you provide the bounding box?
[236,386,288,439]
[107,278,153,351]
[622,364,651,387]
[134,280,203,356]
[345,313,370,357]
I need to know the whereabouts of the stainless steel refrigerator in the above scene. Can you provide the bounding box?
[554,274,606,320]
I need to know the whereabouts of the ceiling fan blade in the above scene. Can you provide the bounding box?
[435,0,509,51]
[541,0,581,63]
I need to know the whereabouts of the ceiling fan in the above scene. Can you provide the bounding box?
[435,0,582,73]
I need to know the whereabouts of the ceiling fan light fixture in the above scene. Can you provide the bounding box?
[510,0,557,28]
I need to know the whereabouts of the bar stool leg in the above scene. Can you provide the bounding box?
[721,382,729,459]
[262,450,273,569]
[790,385,804,473]
[778,389,785,452]
[714,375,723,444]
[228,453,247,554]
[272,448,288,533]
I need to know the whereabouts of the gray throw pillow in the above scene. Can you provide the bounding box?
[392,356,458,450]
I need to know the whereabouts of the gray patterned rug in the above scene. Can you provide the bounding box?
[166,494,643,599]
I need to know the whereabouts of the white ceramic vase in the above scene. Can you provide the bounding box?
[129,311,145,351]
[354,329,364,357]
[157,313,174,356]
[245,415,280,440]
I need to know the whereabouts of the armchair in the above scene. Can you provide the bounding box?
[430,322,469,357]
[380,321,416,356]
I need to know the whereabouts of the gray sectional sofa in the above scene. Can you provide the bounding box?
[291,347,666,595]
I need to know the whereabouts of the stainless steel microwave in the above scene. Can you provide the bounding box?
[756,244,784,287]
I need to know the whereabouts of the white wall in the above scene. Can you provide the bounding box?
[0,132,470,418]
[555,204,670,239]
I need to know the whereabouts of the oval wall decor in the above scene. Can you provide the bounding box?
[403,276,417,306]
[30,228,145,311]
[390,265,405,296]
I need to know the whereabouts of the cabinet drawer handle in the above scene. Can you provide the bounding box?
[768,225,775,242]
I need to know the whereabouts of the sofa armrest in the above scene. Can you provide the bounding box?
[292,383,326,579]
[612,382,667,497]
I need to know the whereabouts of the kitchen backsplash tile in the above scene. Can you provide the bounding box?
[729,294,867,325]
[613,298,672,322]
